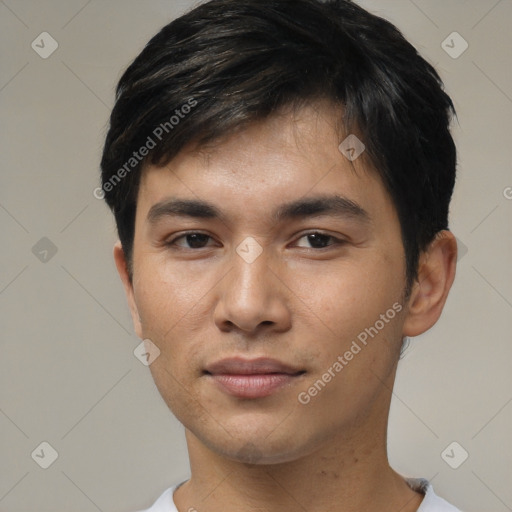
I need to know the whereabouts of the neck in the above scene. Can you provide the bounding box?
[174,413,423,512]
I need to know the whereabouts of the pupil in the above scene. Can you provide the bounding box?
[187,234,209,248]
[308,234,329,248]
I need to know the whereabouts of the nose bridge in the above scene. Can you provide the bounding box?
[229,241,273,305]
[214,238,289,333]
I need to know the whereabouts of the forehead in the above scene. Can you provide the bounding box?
[137,102,394,226]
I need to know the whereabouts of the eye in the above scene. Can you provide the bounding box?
[165,231,343,250]
[168,232,216,249]
[294,232,344,249]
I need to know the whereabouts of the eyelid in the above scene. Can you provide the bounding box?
[164,230,346,250]
[292,231,346,248]
[165,231,218,247]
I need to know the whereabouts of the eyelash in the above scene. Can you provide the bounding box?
[165,231,346,250]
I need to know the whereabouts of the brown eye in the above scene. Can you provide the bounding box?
[295,232,340,249]
[170,233,214,249]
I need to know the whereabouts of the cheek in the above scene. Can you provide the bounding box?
[286,255,404,347]
[136,265,211,417]
[134,259,212,335]
[132,267,209,412]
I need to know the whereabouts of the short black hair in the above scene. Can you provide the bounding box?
[100,0,456,285]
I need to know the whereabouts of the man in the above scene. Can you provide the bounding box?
[100,0,461,510]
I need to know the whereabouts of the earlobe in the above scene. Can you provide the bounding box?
[402,230,457,338]
[113,241,143,338]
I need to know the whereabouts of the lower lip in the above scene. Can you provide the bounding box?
[208,373,301,398]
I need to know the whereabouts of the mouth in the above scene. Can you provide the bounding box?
[204,357,306,399]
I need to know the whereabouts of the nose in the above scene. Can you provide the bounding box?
[213,244,292,336]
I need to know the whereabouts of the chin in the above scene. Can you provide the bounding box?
[191,421,320,466]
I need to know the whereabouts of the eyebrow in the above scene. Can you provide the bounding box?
[273,195,370,224]
[147,198,224,224]
[146,195,371,225]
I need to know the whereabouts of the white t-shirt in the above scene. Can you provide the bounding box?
[135,477,462,511]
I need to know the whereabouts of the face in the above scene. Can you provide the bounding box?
[119,102,413,464]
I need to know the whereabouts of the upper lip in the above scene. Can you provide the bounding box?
[204,357,304,375]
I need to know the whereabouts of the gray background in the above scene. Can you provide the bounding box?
[1,0,511,511]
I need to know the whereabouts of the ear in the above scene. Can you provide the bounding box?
[113,241,143,339]
[402,230,457,337]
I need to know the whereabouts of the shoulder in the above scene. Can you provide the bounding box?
[132,484,180,512]
[406,478,463,512]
